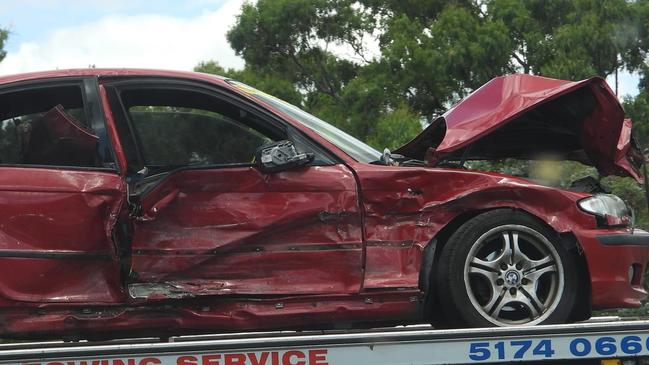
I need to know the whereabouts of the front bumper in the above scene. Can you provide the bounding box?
[577,229,649,309]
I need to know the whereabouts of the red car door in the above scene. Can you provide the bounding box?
[0,78,125,304]
[102,80,363,299]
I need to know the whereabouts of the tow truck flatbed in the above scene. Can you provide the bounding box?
[2,319,649,365]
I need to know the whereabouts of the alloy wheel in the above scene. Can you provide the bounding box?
[463,224,565,326]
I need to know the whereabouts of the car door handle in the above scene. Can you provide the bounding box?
[139,188,180,221]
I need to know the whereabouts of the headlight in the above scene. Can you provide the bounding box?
[578,194,632,226]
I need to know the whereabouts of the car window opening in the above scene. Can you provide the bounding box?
[115,87,283,179]
[0,85,100,167]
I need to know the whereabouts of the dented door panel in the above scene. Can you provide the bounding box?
[0,258,122,304]
[0,167,125,303]
[130,165,363,297]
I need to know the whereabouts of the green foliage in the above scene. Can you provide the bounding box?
[603,176,649,229]
[625,89,649,147]
[226,0,372,100]
[131,110,268,166]
[194,61,303,105]
[0,27,7,63]
[366,103,422,150]
[0,119,20,164]
[467,159,531,178]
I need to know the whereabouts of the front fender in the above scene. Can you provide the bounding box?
[353,164,594,290]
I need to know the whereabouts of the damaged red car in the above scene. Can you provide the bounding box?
[0,69,647,339]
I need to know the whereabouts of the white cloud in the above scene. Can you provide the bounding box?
[0,0,245,75]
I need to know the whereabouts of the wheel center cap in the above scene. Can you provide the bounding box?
[504,270,521,286]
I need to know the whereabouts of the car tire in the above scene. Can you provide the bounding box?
[435,209,577,327]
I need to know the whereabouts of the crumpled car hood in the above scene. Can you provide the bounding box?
[395,74,645,182]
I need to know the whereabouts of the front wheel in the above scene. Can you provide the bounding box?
[436,209,577,327]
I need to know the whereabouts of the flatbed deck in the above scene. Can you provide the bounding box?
[2,318,649,365]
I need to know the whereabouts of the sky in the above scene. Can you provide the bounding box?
[0,0,246,74]
[0,0,641,98]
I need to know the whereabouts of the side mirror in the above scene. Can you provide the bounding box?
[255,140,314,173]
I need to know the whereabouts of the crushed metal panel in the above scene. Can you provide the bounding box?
[0,291,421,338]
[352,163,596,289]
[395,75,643,181]
[129,165,364,297]
[128,283,197,299]
[0,167,126,303]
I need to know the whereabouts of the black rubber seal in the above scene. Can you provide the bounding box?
[596,232,649,246]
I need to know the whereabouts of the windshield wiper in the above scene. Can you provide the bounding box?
[369,148,406,166]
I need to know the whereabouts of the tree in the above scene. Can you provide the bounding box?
[0,27,8,63]
[366,103,422,150]
[194,61,303,105]
[227,0,373,101]
[488,0,644,79]
[200,0,649,167]
[203,1,649,145]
